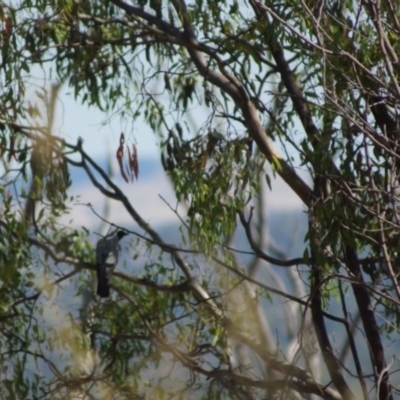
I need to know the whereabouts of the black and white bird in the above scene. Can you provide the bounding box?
[96,230,128,298]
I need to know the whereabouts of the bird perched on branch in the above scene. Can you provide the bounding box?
[96,230,128,298]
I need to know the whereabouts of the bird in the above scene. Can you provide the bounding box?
[96,230,128,298]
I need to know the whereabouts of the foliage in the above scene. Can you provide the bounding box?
[1,0,400,399]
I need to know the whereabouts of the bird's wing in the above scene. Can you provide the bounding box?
[96,235,120,265]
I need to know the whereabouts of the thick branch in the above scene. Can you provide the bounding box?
[309,267,357,400]
[110,0,313,207]
[344,246,393,400]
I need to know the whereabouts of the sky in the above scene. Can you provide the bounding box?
[22,79,309,236]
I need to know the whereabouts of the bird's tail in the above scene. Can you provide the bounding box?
[96,264,110,298]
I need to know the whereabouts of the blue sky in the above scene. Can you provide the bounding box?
[19,75,310,237]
